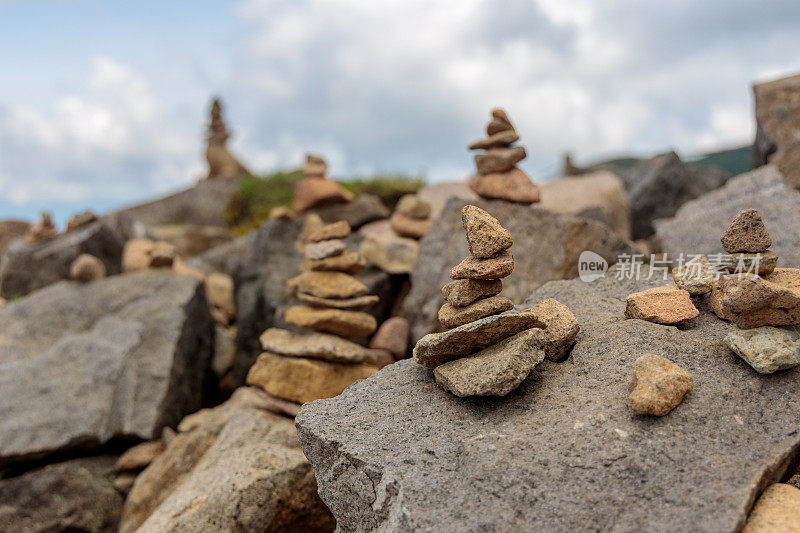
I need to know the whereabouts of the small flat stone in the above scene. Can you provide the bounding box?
[717,250,778,276]
[433,329,545,397]
[69,254,107,282]
[369,317,410,359]
[474,146,526,174]
[246,352,377,404]
[285,305,377,338]
[450,250,514,280]
[724,326,800,374]
[628,353,693,416]
[469,168,540,204]
[395,194,431,219]
[302,251,367,275]
[468,130,519,150]
[461,205,513,258]
[438,295,513,329]
[304,239,346,260]
[441,279,503,307]
[525,298,580,362]
[306,220,351,242]
[671,254,718,296]
[709,269,800,328]
[260,327,387,365]
[390,212,432,239]
[297,292,379,310]
[721,208,772,253]
[300,213,325,241]
[114,440,165,472]
[743,483,800,532]
[293,271,367,299]
[413,311,544,368]
[625,286,699,325]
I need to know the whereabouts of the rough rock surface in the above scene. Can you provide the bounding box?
[260,327,386,365]
[0,221,124,298]
[449,250,514,280]
[709,269,800,328]
[0,273,213,466]
[627,353,694,416]
[461,205,513,258]
[721,208,772,253]
[395,194,431,219]
[625,285,699,325]
[442,278,503,307]
[752,73,800,188]
[401,198,632,341]
[298,266,800,532]
[718,250,778,276]
[743,483,800,532]
[438,295,513,329]
[525,298,580,361]
[286,305,377,338]
[724,326,800,374]
[121,387,334,533]
[672,254,717,296]
[655,165,800,266]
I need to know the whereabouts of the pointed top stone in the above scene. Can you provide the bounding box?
[720,208,772,253]
[487,108,515,136]
[461,205,513,258]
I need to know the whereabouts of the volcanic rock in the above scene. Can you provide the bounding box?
[450,250,514,280]
[442,278,503,307]
[438,295,513,329]
[708,269,800,328]
[717,250,778,276]
[724,326,800,374]
[461,204,513,258]
[525,298,580,361]
[721,208,772,253]
[625,286,699,325]
[671,254,718,296]
[627,353,694,416]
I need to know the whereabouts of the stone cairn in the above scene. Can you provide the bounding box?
[412,205,574,397]
[205,98,250,180]
[246,217,391,405]
[292,154,354,214]
[389,194,433,239]
[24,211,57,243]
[468,108,540,204]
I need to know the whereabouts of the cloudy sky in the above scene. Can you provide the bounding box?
[1,0,799,225]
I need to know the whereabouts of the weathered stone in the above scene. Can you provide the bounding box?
[122,238,155,273]
[717,250,778,276]
[369,316,410,359]
[709,269,800,328]
[450,250,514,280]
[468,130,519,150]
[293,270,367,299]
[260,327,386,365]
[525,298,580,361]
[724,326,800,374]
[474,146,526,174]
[286,305,377,337]
[672,254,718,296]
[0,455,123,533]
[390,211,432,239]
[440,279,499,308]
[115,440,165,472]
[486,114,514,136]
[298,267,800,531]
[247,352,378,404]
[293,177,354,213]
[70,253,107,282]
[625,285,699,325]
[121,387,334,533]
[297,292,379,309]
[148,223,233,257]
[469,168,540,204]
[302,251,367,275]
[721,208,772,253]
[438,295,513,329]
[628,353,694,416]
[396,194,431,219]
[753,73,800,187]
[0,221,124,298]
[304,239,346,260]
[359,233,419,274]
[147,241,176,268]
[306,220,351,242]
[655,165,800,265]
[433,329,545,397]
[413,311,544,368]
[0,273,213,466]
[461,204,513,258]
[743,483,800,532]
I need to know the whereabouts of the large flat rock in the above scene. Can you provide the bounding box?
[399,198,632,342]
[0,272,213,466]
[655,165,800,267]
[753,73,800,187]
[297,267,800,532]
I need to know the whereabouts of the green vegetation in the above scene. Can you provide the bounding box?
[691,146,752,177]
[340,174,425,209]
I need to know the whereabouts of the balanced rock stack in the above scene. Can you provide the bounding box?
[204,97,250,180]
[390,194,433,239]
[25,212,57,243]
[292,154,354,214]
[468,108,540,204]
[246,219,389,405]
[413,205,548,396]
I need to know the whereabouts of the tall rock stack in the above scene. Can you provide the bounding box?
[205,98,250,180]
[246,219,389,405]
[468,109,540,204]
[292,154,354,214]
[413,205,547,396]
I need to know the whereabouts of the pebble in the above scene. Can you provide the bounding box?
[438,295,514,329]
[260,327,387,365]
[709,269,800,328]
[285,305,377,338]
[297,292,379,310]
[625,286,699,325]
[742,483,800,533]
[627,353,694,416]
[474,146,527,174]
[717,250,778,276]
[724,326,800,374]
[450,250,514,280]
[293,271,368,299]
[306,220,351,243]
[461,205,513,258]
[468,130,519,151]
[304,239,346,260]
[395,194,431,219]
[671,254,717,296]
[390,212,432,239]
[69,254,107,282]
[433,329,545,397]
[468,168,540,204]
[369,317,411,359]
[525,298,580,362]
[302,251,367,275]
[721,208,772,253]
[441,278,503,307]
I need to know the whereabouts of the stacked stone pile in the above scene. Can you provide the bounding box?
[390,194,433,239]
[246,219,390,404]
[204,98,250,179]
[468,108,540,204]
[292,154,354,213]
[24,211,57,243]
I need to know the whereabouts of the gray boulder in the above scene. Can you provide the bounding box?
[0,272,213,466]
[297,266,800,532]
[0,221,125,298]
[0,455,123,532]
[655,165,800,267]
[399,198,632,342]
